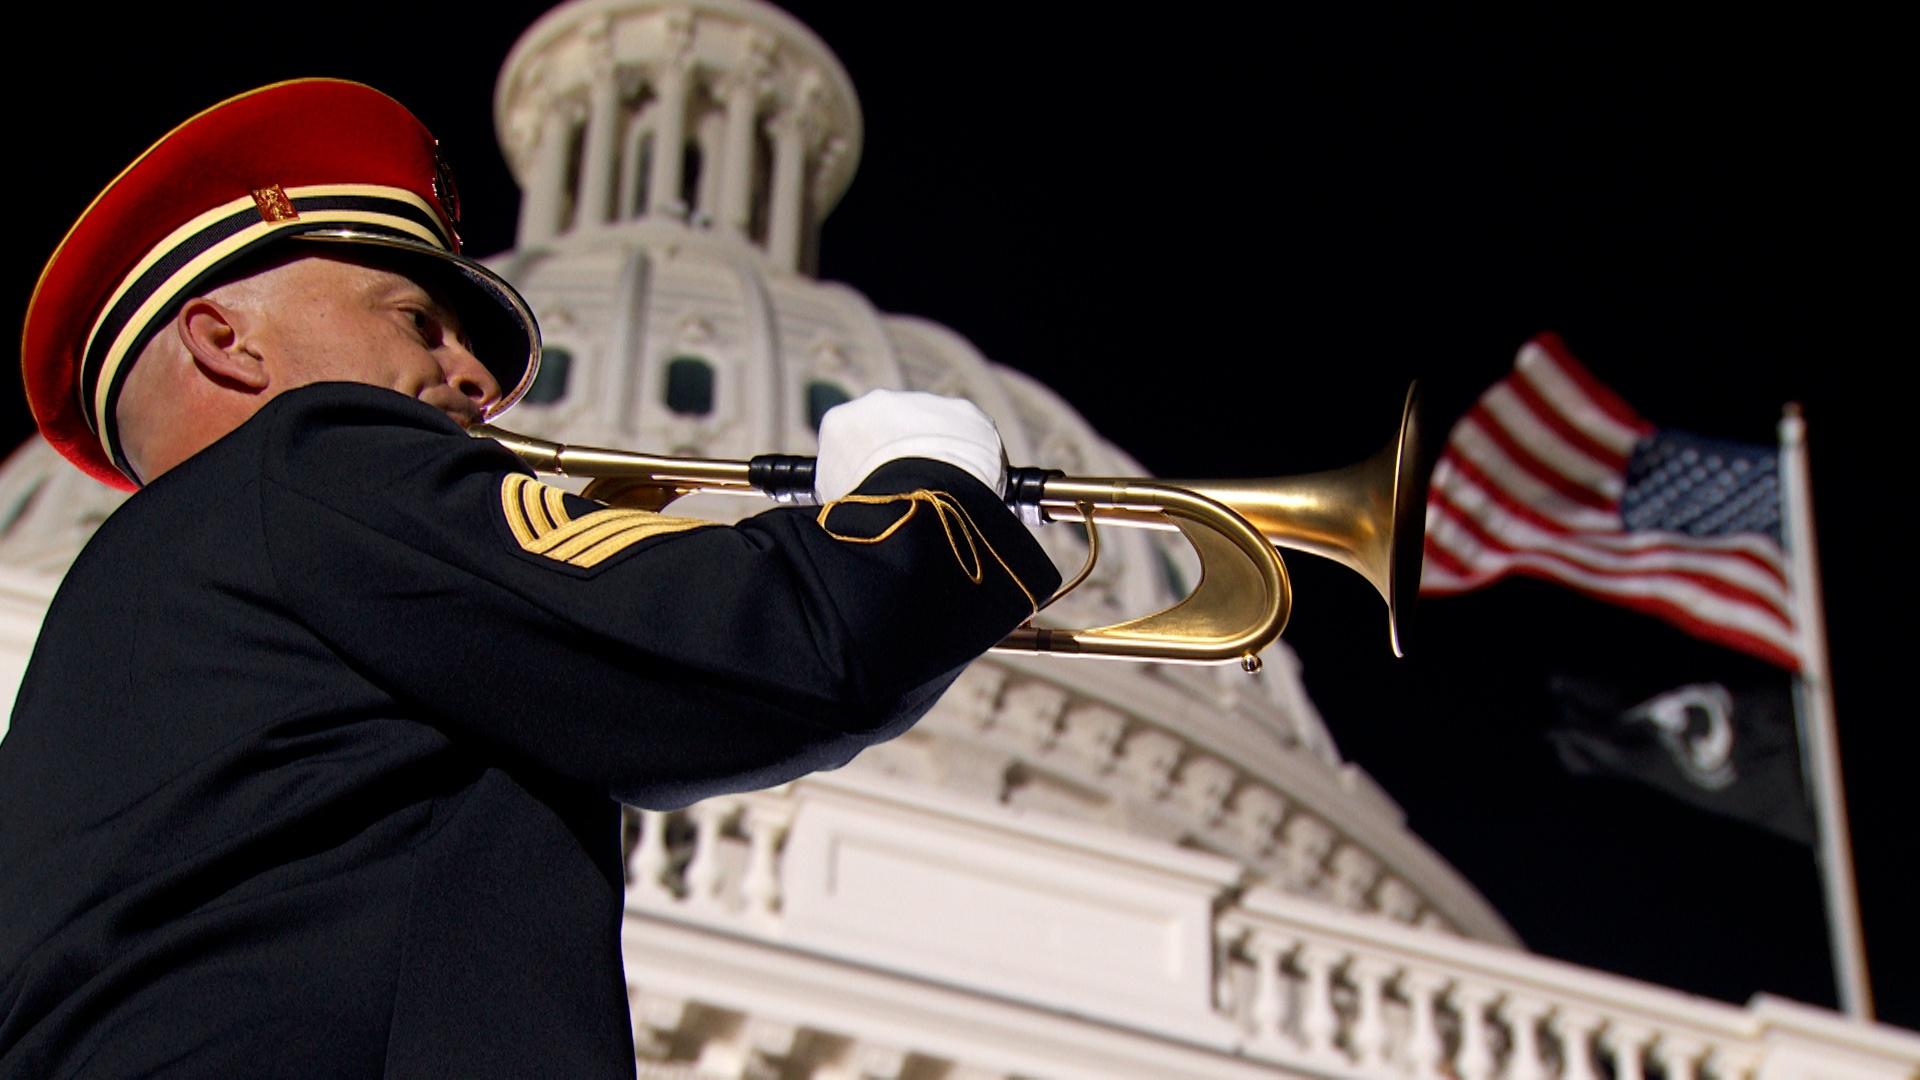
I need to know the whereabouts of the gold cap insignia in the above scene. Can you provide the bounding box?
[251,184,298,223]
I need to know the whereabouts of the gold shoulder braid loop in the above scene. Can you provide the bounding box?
[817,490,1040,615]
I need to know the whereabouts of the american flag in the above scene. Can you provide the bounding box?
[1421,334,1800,670]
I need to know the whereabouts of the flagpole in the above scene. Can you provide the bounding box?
[1778,404,1873,1019]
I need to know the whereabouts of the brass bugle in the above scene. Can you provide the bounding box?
[472,383,1423,670]
[1040,382,1425,658]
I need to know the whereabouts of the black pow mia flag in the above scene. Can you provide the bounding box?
[1547,670,1814,846]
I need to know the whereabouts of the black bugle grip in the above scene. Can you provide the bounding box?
[747,454,817,503]
[1004,466,1064,510]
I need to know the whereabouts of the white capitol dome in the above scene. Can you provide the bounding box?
[484,0,1508,933]
[3,1,1913,1076]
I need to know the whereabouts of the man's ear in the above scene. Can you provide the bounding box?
[175,298,269,392]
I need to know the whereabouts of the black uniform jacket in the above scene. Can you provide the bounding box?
[0,383,1058,1078]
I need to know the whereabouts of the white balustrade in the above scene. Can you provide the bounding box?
[1347,957,1395,1071]
[627,803,672,899]
[846,1042,906,1080]
[683,797,735,908]
[624,788,793,923]
[1554,1008,1604,1080]
[739,800,791,927]
[1452,983,1500,1080]
[1402,969,1451,1080]
[1245,928,1288,1048]
[1501,994,1552,1080]
[1708,1047,1762,1080]
[1602,1022,1654,1080]
[1214,886,1920,1080]
[1656,1035,1706,1080]
[620,782,1920,1080]
[744,1017,799,1073]
[627,991,688,1060]
[1297,942,1342,1059]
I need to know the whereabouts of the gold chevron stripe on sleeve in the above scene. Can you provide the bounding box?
[501,474,540,547]
[500,473,708,568]
[542,483,571,531]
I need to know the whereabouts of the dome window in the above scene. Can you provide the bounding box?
[665,355,716,416]
[805,381,852,431]
[524,346,573,405]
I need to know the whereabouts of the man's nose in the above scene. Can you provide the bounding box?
[442,340,502,414]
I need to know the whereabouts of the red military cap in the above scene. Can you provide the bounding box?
[21,78,541,489]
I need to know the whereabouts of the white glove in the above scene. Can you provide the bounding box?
[815,389,1007,502]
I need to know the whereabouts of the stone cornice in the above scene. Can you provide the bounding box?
[862,655,1516,943]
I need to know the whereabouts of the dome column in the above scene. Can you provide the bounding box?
[767,76,823,271]
[575,25,624,228]
[518,103,579,247]
[645,21,695,221]
[718,36,771,236]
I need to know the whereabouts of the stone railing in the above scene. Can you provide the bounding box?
[625,786,794,931]
[622,779,1920,1080]
[1217,890,1920,1079]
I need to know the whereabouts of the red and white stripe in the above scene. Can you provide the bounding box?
[1421,334,1801,670]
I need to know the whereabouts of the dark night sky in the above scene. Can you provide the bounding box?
[6,3,1911,1029]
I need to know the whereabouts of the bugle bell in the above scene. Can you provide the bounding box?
[472,384,1426,672]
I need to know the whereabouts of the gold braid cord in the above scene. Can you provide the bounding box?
[816,490,1040,615]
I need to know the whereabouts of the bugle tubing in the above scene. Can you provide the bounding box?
[1002,477,1291,669]
[473,426,760,510]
